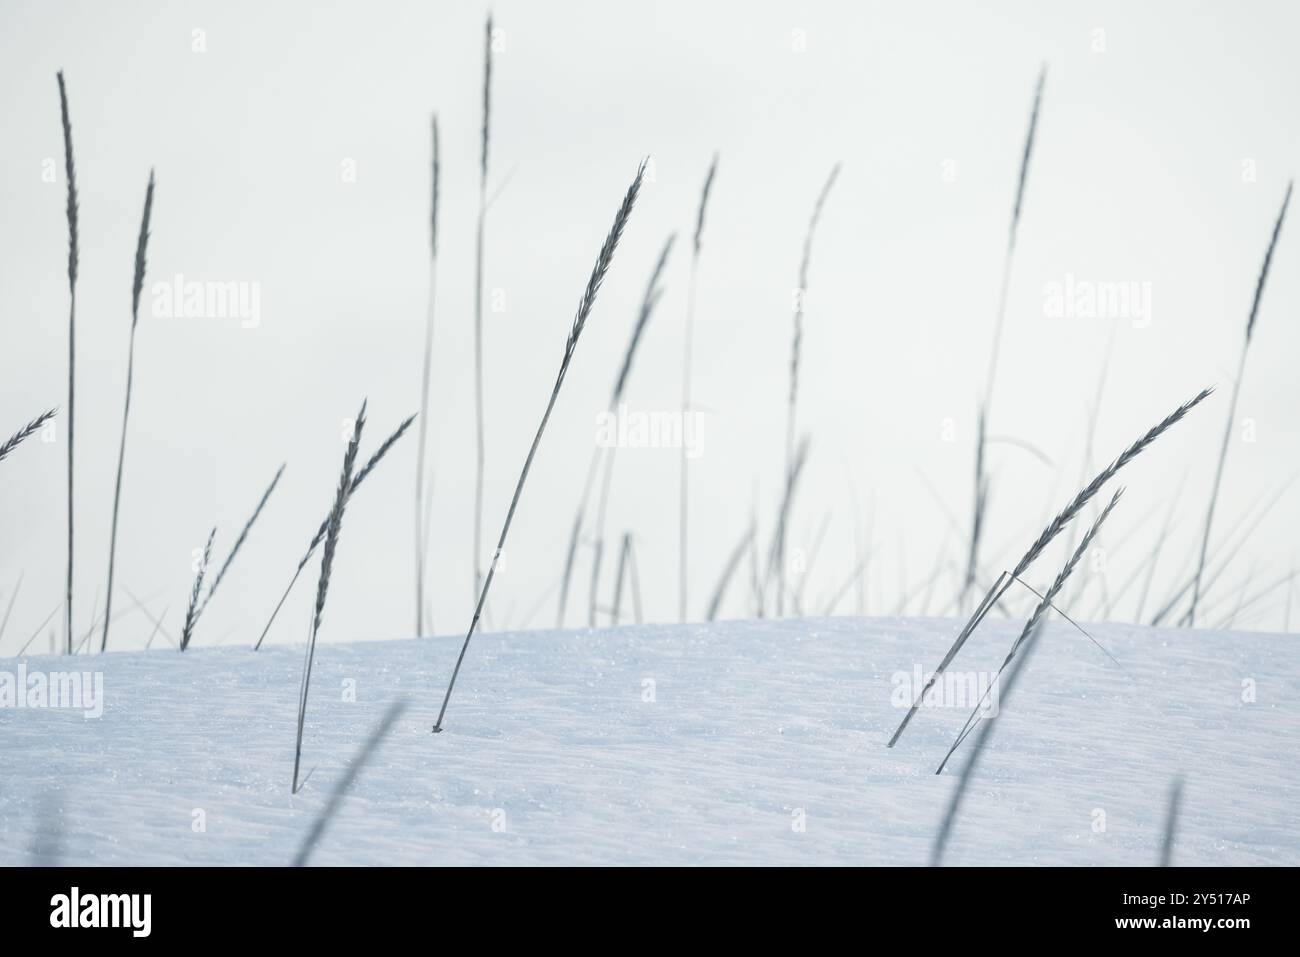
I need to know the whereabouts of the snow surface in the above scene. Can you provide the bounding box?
[1,616,1296,866]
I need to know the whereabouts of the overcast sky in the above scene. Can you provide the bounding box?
[2,0,1298,651]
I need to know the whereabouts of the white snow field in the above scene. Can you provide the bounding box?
[1,615,1296,866]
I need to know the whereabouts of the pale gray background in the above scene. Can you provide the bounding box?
[1,0,1297,650]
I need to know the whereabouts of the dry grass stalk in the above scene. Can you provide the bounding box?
[588,233,675,624]
[179,528,216,651]
[679,153,718,622]
[964,68,1046,614]
[254,413,414,650]
[960,405,989,610]
[820,550,875,617]
[17,602,62,657]
[561,233,675,629]
[198,462,286,618]
[938,488,1124,773]
[982,65,1045,408]
[1189,181,1292,625]
[471,14,494,611]
[556,455,599,628]
[778,163,840,615]
[293,402,366,793]
[889,387,1213,748]
[610,533,637,625]
[433,160,647,733]
[766,435,812,611]
[1152,474,1294,625]
[1131,473,1186,621]
[0,409,57,465]
[706,522,754,622]
[794,511,833,615]
[621,533,644,624]
[101,173,156,652]
[57,70,79,655]
[0,573,23,648]
[415,115,441,638]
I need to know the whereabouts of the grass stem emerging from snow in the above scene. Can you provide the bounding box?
[293,402,366,793]
[57,70,79,656]
[179,528,216,652]
[433,160,647,733]
[938,488,1124,773]
[889,387,1213,748]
